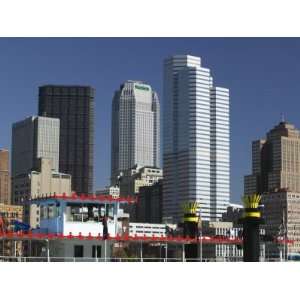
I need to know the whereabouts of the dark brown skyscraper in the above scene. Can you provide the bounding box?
[38,85,94,195]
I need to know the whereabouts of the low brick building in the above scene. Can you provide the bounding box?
[0,203,23,256]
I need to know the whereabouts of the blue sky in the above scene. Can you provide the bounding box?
[0,38,300,203]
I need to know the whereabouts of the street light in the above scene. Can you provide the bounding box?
[198,225,202,262]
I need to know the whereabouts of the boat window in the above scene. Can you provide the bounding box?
[66,203,108,222]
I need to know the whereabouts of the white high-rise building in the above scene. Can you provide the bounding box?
[163,55,230,222]
[111,80,160,184]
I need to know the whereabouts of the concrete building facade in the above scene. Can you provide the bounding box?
[11,116,60,204]
[163,55,230,222]
[244,122,300,259]
[245,121,300,195]
[111,80,160,184]
[118,166,162,222]
[39,85,94,195]
[95,186,120,199]
[129,222,176,237]
[262,191,300,258]
[11,116,60,178]
[13,158,72,228]
[0,149,11,205]
[119,166,163,197]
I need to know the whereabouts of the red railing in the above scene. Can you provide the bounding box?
[1,231,296,245]
[30,192,137,203]
[0,231,243,244]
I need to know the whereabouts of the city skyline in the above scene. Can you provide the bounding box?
[1,38,300,202]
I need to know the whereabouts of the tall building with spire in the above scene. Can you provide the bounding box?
[111,80,160,184]
[163,55,230,222]
[244,121,300,195]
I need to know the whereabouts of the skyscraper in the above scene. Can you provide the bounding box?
[111,80,160,184]
[244,121,300,194]
[163,55,230,222]
[11,116,60,204]
[244,121,300,258]
[38,85,94,195]
[0,149,11,205]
